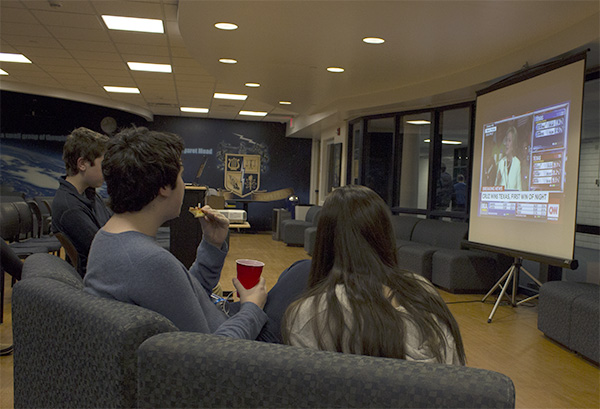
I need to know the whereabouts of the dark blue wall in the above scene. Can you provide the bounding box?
[0,90,311,230]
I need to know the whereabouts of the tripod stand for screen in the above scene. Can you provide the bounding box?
[482,257,543,323]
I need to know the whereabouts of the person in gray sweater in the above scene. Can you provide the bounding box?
[84,127,267,340]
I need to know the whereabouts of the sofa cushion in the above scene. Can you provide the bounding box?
[537,281,594,348]
[390,215,421,241]
[396,244,438,280]
[567,284,599,363]
[411,219,468,250]
[432,249,508,293]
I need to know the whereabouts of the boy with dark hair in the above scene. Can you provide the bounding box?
[52,127,112,277]
[84,127,268,339]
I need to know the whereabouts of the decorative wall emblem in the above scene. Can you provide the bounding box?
[224,153,261,197]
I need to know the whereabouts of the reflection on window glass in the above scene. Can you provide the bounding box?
[365,117,395,204]
[400,113,431,209]
[437,107,471,212]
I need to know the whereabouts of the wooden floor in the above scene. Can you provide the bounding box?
[1,231,598,409]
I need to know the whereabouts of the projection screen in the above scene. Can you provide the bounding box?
[469,56,586,262]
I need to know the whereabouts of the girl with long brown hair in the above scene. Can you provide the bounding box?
[283,185,466,365]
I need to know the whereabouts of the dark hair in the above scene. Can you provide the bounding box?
[283,185,466,364]
[62,127,109,176]
[102,127,184,213]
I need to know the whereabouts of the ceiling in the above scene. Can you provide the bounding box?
[1,0,598,137]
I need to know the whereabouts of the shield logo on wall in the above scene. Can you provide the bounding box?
[224,153,261,197]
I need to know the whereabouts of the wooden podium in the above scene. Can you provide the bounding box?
[170,186,206,268]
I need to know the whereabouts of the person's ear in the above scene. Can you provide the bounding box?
[76,157,87,172]
[158,185,172,198]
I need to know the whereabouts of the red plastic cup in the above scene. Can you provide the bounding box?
[236,259,264,289]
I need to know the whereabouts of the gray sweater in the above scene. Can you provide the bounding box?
[84,230,267,339]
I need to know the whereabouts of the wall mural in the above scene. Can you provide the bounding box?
[0,90,312,231]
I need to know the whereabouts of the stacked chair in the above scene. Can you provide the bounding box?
[0,196,61,258]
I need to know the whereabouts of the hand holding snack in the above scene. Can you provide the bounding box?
[194,205,229,247]
[188,206,205,218]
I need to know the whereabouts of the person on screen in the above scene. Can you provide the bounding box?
[282,185,466,365]
[52,127,112,277]
[495,126,522,190]
[84,126,269,340]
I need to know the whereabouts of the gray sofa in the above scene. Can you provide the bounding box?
[14,253,516,409]
[281,205,322,246]
[12,253,178,408]
[538,281,599,363]
[392,215,511,292]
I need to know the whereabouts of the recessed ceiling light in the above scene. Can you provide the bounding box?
[279,101,292,105]
[407,120,431,125]
[0,53,31,63]
[102,15,164,33]
[215,22,238,30]
[219,58,237,64]
[0,69,8,75]
[214,92,248,100]
[327,67,345,73]
[245,83,260,87]
[103,86,140,94]
[181,107,209,113]
[363,37,385,44]
[127,62,172,73]
[239,110,268,117]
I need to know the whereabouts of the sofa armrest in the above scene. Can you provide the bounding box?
[138,332,515,409]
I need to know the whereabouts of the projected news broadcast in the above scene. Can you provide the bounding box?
[478,102,570,222]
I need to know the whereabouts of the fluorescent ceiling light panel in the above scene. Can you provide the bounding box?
[245,83,260,87]
[407,120,431,125]
[127,62,172,73]
[423,139,462,145]
[239,110,268,117]
[0,69,8,75]
[180,107,209,113]
[215,22,238,30]
[0,53,32,63]
[363,37,385,44]
[279,101,292,105]
[219,58,237,64]
[102,15,164,33]
[103,86,140,94]
[327,67,344,73]
[214,92,247,100]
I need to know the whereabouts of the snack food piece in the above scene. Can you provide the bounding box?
[188,206,205,218]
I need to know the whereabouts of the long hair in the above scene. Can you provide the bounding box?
[283,185,466,364]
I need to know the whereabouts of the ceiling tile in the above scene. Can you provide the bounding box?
[43,65,88,74]
[1,35,63,49]
[69,50,122,61]
[57,39,116,53]
[45,26,111,42]
[115,43,169,57]
[23,0,96,14]
[91,1,164,20]
[1,6,37,24]
[0,22,51,37]
[17,46,73,59]
[31,10,103,29]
